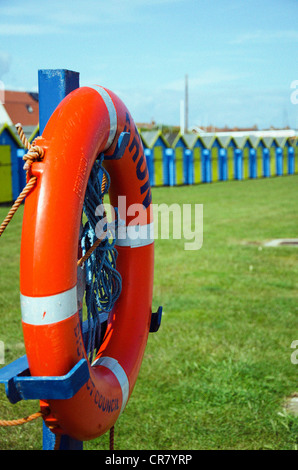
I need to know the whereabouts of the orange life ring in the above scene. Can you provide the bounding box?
[20,86,154,441]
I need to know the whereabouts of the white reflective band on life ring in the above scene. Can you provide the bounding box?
[20,286,77,325]
[92,356,129,414]
[116,222,154,248]
[90,85,117,150]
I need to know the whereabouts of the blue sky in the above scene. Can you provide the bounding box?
[0,0,297,129]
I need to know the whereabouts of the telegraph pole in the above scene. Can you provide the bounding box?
[180,100,185,134]
[184,74,188,133]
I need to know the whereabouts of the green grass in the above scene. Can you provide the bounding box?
[0,175,298,450]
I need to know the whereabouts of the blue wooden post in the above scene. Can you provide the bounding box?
[43,428,84,450]
[263,148,270,177]
[184,149,193,184]
[17,149,26,191]
[202,149,211,183]
[288,146,294,174]
[38,69,80,134]
[38,69,82,451]
[275,147,283,176]
[249,148,257,178]
[218,148,227,181]
[234,149,243,180]
[144,148,155,186]
[10,144,20,200]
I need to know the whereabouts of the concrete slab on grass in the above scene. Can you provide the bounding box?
[264,239,298,247]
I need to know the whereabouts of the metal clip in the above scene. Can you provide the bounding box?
[150,306,163,333]
[104,131,130,160]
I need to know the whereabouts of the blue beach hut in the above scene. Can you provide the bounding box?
[0,124,24,202]
[140,130,169,186]
[282,137,295,175]
[187,135,205,184]
[248,136,266,178]
[200,135,223,183]
[165,132,188,185]
[217,136,238,180]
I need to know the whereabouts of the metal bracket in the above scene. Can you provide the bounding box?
[0,357,89,404]
[150,306,163,333]
[104,131,130,160]
[0,317,99,404]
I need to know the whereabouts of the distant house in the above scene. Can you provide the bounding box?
[0,90,39,127]
[0,91,39,203]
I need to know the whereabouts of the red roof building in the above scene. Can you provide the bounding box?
[0,90,39,126]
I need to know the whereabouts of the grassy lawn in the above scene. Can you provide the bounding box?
[0,175,297,450]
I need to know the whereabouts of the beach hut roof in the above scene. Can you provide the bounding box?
[0,123,22,146]
[140,130,169,149]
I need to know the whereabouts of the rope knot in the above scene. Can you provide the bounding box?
[15,123,45,171]
[23,145,45,171]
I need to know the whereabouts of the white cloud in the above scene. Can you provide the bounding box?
[163,68,246,92]
[0,23,63,36]
[0,0,188,33]
[231,29,298,45]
